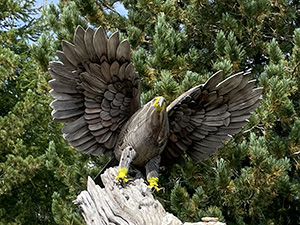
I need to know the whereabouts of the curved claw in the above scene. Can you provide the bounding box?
[115,168,132,183]
[147,177,162,191]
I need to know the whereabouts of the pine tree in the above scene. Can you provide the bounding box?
[0,1,106,224]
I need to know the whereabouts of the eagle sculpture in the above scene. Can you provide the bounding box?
[49,26,262,189]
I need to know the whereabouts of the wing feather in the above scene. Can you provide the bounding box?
[216,71,244,95]
[74,140,98,151]
[50,99,84,110]
[49,90,81,101]
[51,108,84,121]
[62,40,79,66]
[74,26,89,60]
[107,32,119,62]
[56,51,76,69]
[49,26,140,156]
[84,27,97,62]
[50,61,75,80]
[61,116,86,133]
[166,71,262,162]
[49,79,77,93]
[203,70,223,91]
[117,40,131,63]
[68,134,95,147]
[93,27,107,62]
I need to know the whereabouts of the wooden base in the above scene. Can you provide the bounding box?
[74,167,225,225]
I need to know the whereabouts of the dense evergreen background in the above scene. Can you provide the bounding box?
[0,0,299,224]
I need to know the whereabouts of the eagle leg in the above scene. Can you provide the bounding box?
[116,146,136,183]
[146,155,162,191]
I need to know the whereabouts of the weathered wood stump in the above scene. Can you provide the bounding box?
[74,167,226,225]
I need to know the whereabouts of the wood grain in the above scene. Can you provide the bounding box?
[74,169,226,225]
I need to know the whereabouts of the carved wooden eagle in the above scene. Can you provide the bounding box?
[49,26,262,187]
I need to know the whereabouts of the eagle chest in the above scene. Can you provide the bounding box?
[114,106,169,166]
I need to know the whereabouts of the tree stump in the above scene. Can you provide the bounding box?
[74,167,226,225]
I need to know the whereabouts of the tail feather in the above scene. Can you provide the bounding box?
[94,155,119,187]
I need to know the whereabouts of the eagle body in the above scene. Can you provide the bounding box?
[49,26,263,176]
[114,97,169,167]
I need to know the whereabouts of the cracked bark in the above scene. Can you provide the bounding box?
[74,167,226,225]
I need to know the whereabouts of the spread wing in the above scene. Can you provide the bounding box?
[165,71,262,161]
[49,26,140,156]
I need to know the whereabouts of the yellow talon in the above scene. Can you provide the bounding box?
[115,168,132,183]
[148,177,162,191]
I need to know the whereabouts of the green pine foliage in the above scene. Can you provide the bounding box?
[1,0,299,224]
[119,1,299,224]
[0,1,107,224]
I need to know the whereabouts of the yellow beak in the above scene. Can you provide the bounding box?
[153,97,166,111]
